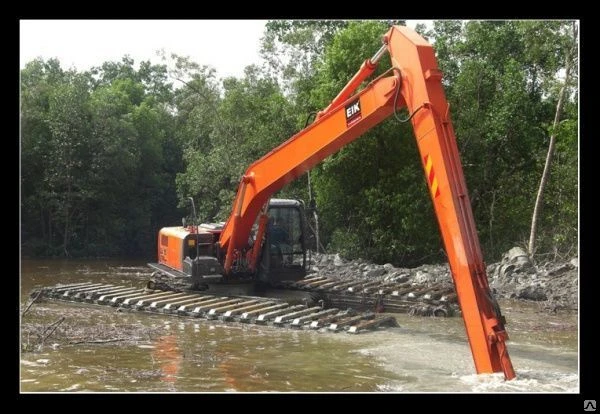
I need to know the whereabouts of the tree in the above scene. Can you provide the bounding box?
[20,20,578,263]
[21,59,69,254]
[303,21,442,265]
[45,72,92,256]
[427,20,578,260]
[528,21,578,257]
[260,19,349,100]
[173,61,296,224]
[21,57,179,257]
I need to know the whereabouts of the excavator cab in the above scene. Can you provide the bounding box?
[257,199,308,284]
[150,198,308,288]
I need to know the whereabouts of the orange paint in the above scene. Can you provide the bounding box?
[158,228,189,271]
[215,25,514,379]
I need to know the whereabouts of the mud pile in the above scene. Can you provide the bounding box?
[487,247,578,312]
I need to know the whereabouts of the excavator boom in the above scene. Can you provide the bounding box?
[218,25,515,380]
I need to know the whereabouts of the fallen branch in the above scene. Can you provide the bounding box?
[68,337,133,345]
[38,316,65,348]
[21,290,43,317]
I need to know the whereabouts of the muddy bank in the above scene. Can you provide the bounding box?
[21,304,169,353]
[487,247,578,312]
[308,246,578,313]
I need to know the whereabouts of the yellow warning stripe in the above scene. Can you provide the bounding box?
[431,177,439,197]
[425,154,433,175]
[424,154,440,199]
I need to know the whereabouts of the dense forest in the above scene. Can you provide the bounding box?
[20,20,578,265]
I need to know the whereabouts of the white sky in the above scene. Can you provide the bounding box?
[20,20,269,79]
[20,20,431,79]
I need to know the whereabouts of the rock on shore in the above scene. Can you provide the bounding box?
[307,246,577,313]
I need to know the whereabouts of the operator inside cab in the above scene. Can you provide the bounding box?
[268,215,292,267]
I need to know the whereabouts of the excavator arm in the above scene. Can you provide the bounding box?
[218,25,516,380]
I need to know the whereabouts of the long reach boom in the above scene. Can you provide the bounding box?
[218,25,515,380]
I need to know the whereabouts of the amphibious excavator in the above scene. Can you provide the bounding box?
[144,25,516,379]
[33,25,515,379]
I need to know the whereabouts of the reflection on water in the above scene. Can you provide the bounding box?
[20,259,578,392]
[153,334,181,385]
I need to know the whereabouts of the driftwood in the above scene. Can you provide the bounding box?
[68,338,132,345]
[21,289,43,317]
[37,317,66,349]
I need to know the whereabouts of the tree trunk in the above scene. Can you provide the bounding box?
[488,189,496,256]
[306,170,324,253]
[63,178,72,257]
[528,22,577,256]
[39,203,46,241]
[48,212,53,249]
[63,206,70,257]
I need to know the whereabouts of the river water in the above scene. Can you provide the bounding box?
[20,259,578,393]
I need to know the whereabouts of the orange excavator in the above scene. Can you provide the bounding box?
[148,25,516,380]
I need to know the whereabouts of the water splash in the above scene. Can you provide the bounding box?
[457,369,579,392]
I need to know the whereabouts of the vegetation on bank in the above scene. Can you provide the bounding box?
[20,20,578,265]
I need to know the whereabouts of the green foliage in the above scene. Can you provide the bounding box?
[174,62,297,223]
[428,20,578,260]
[21,57,180,257]
[306,21,443,265]
[20,20,578,264]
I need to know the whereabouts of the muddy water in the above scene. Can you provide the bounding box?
[20,259,578,392]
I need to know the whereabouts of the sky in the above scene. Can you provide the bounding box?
[20,20,430,79]
[20,20,269,79]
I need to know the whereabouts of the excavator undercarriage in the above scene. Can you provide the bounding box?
[32,282,400,334]
[143,268,459,317]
